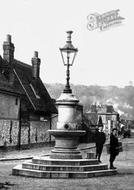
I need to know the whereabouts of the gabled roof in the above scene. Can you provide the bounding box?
[86,104,118,115]
[98,105,118,115]
[13,59,57,114]
[0,57,21,96]
[0,57,57,114]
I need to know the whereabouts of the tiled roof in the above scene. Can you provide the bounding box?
[0,58,57,114]
[87,104,118,115]
[106,105,114,113]
[0,58,21,95]
[13,59,57,114]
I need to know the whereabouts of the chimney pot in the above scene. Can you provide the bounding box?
[34,51,38,58]
[3,34,14,63]
[32,51,41,79]
[7,34,11,43]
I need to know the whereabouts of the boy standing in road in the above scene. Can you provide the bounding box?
[109,128,119,169]
[95,125,106,163]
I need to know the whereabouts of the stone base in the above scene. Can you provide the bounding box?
[50,148,82,159]
[87,152,96,159]
[48,130,85,159]
[12,155,117,179]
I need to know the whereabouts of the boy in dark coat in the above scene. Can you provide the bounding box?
[109,128,119,169]
[95,126,106,162]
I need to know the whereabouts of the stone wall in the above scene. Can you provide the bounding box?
[0,116,58,149]
[30,121,50,144]
[0,120,19,147]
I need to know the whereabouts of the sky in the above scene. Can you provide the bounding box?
[0,0,133,87]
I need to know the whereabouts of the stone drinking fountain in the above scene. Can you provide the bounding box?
[48,31,85,160]
[12,31,117,178]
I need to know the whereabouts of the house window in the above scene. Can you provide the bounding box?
[15,98,18,105]
[40,117,48,122]
[30,84,40,99]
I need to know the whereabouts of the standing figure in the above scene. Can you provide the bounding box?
[95,126,106,163]
[109,128,119,169]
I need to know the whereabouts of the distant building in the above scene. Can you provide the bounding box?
[86,104,119,136]
[97,105,119,135]
[0,35,57,149]
[85,105,98,129]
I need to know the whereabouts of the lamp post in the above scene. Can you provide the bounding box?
[60,31,78,93]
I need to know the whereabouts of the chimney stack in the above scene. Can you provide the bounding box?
[31,51,41,79]
[3,34,15,63]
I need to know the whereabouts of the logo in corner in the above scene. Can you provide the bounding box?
[87,9,125,31]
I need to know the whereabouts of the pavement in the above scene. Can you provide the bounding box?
[0,137,133,161]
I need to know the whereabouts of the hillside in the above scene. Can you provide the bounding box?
[45,83,134,119]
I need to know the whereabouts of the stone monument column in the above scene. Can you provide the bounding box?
[48,92,85,159]
[48,31,86,159]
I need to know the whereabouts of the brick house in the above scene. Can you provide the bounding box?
[85,104,119,140]
[0,35,57,149]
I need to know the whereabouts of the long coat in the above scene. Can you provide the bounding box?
[109,133,119,155]
[95,131,106,146]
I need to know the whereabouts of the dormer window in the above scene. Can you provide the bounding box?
[30,83,40,99]
[15,98,18,105]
